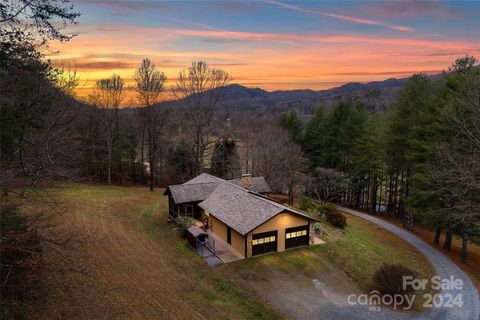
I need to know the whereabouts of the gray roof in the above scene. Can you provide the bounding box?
[198,183,283,235]
[187,226,207,237]
[166,173,314,233]
[227,176,272,193]
[183,173,220,185]
[167,182,219,204]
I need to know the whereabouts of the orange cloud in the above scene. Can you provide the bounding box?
[50,24,480,104]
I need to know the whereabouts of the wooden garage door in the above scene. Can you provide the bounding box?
[285,225,309,249]
[252,231,277,256]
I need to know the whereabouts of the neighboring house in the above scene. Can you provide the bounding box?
[164,173,317,258]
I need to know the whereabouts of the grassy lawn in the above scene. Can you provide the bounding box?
[28,184,280,320]
[25,184,434,319]
[228,213,433,293]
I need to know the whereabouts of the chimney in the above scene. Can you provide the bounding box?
[241,173,252,189]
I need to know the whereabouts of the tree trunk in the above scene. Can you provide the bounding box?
[141,122,145,184]
[403,169,413,229]
[131,149,136,184]
[434,225,441,244]
[107,142,112,185]
[444,226,453,251]
[148,130,154,192]
[461,231,468,263]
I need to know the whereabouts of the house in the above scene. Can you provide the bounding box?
[164,173,317,258]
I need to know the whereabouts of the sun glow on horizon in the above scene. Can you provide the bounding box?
[51,1,480,104]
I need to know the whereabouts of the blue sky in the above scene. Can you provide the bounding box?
[54,0,480,96]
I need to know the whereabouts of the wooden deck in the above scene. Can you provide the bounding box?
[205,230,244,263]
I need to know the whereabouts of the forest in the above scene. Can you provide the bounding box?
[1,0,479,316]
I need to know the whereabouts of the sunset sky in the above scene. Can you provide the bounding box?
[50,0,480,101]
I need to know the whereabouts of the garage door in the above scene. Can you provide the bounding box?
[252,231,277,256]
[285,225,309,249]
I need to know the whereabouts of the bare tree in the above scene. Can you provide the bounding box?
[429,63,480,263]
[134,58,167,191]
[88,74,125,184]
[174,61,229,174]
[278,139,304,205]
[249,122,284,182]
[307,167,345,205]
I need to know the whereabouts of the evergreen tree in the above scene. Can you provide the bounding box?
[211,139,240,179]
[280,110,303,143]
[302,106,326,169]
[384,74,434,227]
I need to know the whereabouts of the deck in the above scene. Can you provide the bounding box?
[205,229,244,263]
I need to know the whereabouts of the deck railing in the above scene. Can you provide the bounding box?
[196,237,216,258]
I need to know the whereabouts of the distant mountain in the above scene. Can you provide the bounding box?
[157,75,420,114]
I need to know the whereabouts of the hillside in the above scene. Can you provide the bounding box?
[158,77,412,114]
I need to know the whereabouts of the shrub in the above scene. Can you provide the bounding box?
[174,216,196,237]
[320,203,347,229]
[318,202,337,217]
[298,197,315,211]
[325,210,347,229]
[373,264,418,295]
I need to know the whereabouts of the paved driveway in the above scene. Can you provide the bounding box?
[336,206,480,320]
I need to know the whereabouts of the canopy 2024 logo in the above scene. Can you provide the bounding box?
[347,276,464,311]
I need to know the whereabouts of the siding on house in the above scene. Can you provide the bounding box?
[209,214,245,257]
[251,210,310,253]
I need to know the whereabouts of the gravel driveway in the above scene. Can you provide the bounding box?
[336,206,480,320]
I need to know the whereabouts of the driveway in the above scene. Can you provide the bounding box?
[252,206,480,320]
[336,206,480,320]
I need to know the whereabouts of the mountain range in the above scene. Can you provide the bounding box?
[156,73,442,114]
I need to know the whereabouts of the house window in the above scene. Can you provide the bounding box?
[185,205,193,217]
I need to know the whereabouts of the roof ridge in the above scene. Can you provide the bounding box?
[201,173,252,193]
[247,191,285,209]
[177,181,218,186]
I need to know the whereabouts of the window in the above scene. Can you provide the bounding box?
[185,205,193,216]
[252,235,276,245]
[286,230,308,239]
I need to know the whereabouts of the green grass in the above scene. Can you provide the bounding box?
[286,203,432,291]
[41,184,281,320]
[51,184,131,198]
[33,184,433,318]
[316,216,433,291]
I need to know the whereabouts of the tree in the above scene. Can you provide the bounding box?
[280,110,303,143]
[307,167,344,205]
[278,139,303,205]
[211,139,240,179]
[302,106,326,169]
[385,74,434,228]
[174,61,229,174]
[134,58,167,191]
[427,57,480,262]
[88,74,126,184]
[1,0,83,312]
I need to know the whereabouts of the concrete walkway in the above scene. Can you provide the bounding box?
[338,206,480,320]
